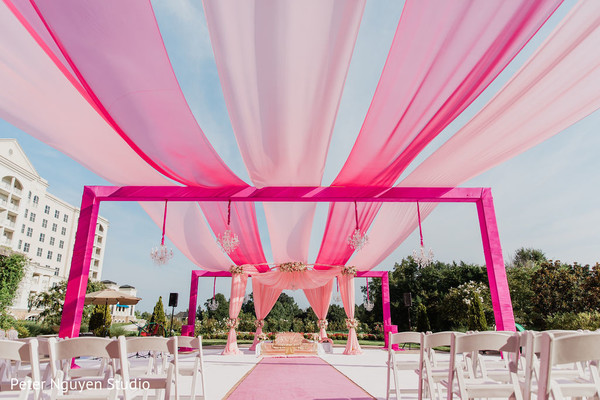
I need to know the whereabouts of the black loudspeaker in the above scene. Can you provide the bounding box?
[403,292,412,307]
[168,293,178,308]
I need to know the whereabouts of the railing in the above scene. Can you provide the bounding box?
[8,203,19,212]
[0,238,13,246]
[0,199,7,208]
[0,181,11,191]
[13,187,22,196]
[3,220,15,228]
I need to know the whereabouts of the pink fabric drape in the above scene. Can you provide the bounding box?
[252,269,339,291]
[303,280,334,340]
[249,281,282,351]
[28,0,244,187]
[334,0,563,187]
[203,0,366,266]
[316,0,563,281]
[200,202,268,270]
[352,0,600,270]
[222,273,248,355]
[339,274,361,355]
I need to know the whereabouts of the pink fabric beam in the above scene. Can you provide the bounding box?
[30,0,245,187]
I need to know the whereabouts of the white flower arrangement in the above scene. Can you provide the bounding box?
[279,262,307,272]
[229,264,245,275]
[341,265,357,276]
[345,318,359,329]
[225,318,239,329]
[317,319,329,329]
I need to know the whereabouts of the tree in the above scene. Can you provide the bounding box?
[509,247,546,268]
[29,280,105,327]
[467,293,488,331]
[266,293,302,332]
[89,304,112,336]
[203,293,229,321]
[150,296,167,329]
[0,253,27,328]
[415,303,430,333]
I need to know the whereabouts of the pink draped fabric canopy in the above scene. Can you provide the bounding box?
[2,0,600,350]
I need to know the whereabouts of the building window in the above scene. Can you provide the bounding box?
[59,240,64,249]
[26,227,33,237]
[63,215,68,223]
[49,237,55,246]
[61,227,66,236]
[57,254,62,262]
[36,248,42,257]
[28,191,31,200]
[42,219,48,228]
[47,250,53,260]
[29,212,36,222]
[54,210,60,219]
[44,205,50,214]
[21,224,25,234]
[54,268,59,276]
[23,243,30,252]
[33,195,39,205]
[25,209,29,218]
[51,223,57,232]
[17,240,22,250]
[39,233,45,243]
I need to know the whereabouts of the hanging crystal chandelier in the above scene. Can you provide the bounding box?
[150,200,174,265]
[208,277,219,311]
[217,200,240,255]
[333,277,342,303]
[412,201,434,268]
[347,201,369,251]
[364,277,374,311]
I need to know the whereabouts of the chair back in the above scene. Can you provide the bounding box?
[538,332,600,399]
[453,331,519,354]
[0,339,41,395]
[389,331,422,347]
[423,331,455,349]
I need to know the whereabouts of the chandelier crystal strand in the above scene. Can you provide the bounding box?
[217,200,240,254]
[150,200,174,265]
[413,201,434,268]
[364,277,374,311]
[208,277,219,311]
[333,277,342,303]
[347,201,369,251]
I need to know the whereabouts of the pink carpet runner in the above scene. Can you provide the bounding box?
[226,357,373,400]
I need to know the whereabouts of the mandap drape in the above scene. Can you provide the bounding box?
[222,273,248,355]
[339,274,361,355]
[249,281,282,351]
[303,280,334,340]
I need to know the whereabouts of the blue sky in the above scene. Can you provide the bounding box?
[2,0,599,314]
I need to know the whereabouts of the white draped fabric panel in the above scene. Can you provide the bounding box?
[351,0,600,270]
[203,0,365,264]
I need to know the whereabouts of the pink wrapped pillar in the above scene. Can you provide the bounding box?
[303,280,333,340]
[249,281,282,351]
[222,272,248,355]
[59,187,99,339]
[339,273,362,355]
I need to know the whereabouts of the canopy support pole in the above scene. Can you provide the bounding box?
[183,270,232,336]
[59,187,100,339]
[356,271,396,349]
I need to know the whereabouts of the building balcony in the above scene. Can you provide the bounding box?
[0,237,13,246]
[7,203,19,212]
[3,221,15,231]
[0,199,7,210]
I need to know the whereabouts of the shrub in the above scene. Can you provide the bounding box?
[545,311,600,331]
[89,304,111,336]
[416,303,430,332]
[467,293,488,331]
[150,297,167,330]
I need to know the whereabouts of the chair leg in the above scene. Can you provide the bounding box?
[387,362,391,400]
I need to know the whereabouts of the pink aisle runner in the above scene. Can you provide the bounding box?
[225,357,374,400]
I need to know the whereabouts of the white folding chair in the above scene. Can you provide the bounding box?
[47,336,120,400]
[169,336,206,400]
[387,331,424,400]
[118,336,174,400]
[537,331,600,400]
[445,331,522,399]
[421,332,462,400]
[0,338,41,400]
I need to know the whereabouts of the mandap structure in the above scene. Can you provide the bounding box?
[1,0,600,354]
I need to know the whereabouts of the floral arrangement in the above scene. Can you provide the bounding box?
[225,318,239,329]
[311,333,321,341]
[229,264,245,275]
[345,318,359,329]
[258,332,268,341]
[317,319,328,329]
[279,262,307,272]
[254,319,265,328]
[341,265,357,276]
